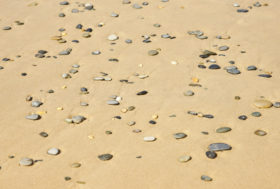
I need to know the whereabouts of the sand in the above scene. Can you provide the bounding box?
[0,0,280,188]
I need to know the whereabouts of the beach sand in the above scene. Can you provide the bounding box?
[0,0,280,188]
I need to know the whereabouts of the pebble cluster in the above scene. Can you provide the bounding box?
[0,0,278,187]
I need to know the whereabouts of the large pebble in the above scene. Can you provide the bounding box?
[19,158,34,166]
[254,99,272,108]
[31,101,43,107]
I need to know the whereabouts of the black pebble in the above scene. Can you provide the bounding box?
[258,74,272,78]
[203,114,214,119]
[206,151,217,159]
[21,73,27,76]
[64,177,71,181]
[85,28,92,32]
[149,120,156,124]
[198,64,206,69]
[137,90,148,95]
[238,115,247,120]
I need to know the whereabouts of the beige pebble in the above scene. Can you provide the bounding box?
[152,114,159,120]
[254,99,273,108]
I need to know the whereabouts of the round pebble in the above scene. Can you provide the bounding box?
[251,112,262,117]
[148,50,159,56]
[108,34,119,41]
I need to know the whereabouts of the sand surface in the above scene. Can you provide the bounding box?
[0,0,280,188]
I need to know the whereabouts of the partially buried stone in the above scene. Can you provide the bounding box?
[148,50,158,56]
[178,155,191,163]
[47,148,60,155]
[209,64,220,69]
[208,143,232,151]
[98,154,113,161]
[237,9,249,13]
[254,99,272,108]
[107,100,119,105]
[173,133,187,139]
[144,136,156,142]
[216,127,231,133]
[251,112,261,117]
[201,175,213,181]
[199,50,217,58]
[26,114,41,120]
[184,90,194,96]
[31,101,43,107]
[218,46,229,51]
[71,162,81,168]
[60,1,69,5]
[122,0,131,4]
[19,158,33,166]
[206,151,217,159]
[132,3,142,9]
[137,90,148,95]
[255,130,267,136]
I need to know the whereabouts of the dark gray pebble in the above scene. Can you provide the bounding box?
[247,65,257,71]
[137,90,148,95]
[238,115,247,120]
[206,151,217,159]
[209,64,220,69]
[98,154,113,161]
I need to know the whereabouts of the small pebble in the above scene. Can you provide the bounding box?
[47,148,60,155]
[178,155,192,163]
[26,114,41,120]
[39,132,48,137]
[137,90,148,95]
[206,151,217,159]
[144,136,156,142]
[98,154,113,161]
[255,130,267,136]
[19,158,34,166]
[251,112,261,117]
[216,127,232,133]
[201,175,213,182]
[173,133,187,139]
[148,50,159,56]
[208,143,232,151]
[238,115,247,120]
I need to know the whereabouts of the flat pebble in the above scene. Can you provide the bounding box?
[148,50,158,56]
[238,115,247,120]
[39,132,48,137]
[108,34,119,41]
[137,90,148,95]
[98,154,113,161]
[173,133,187,139]
[218,46,229,51]
[31,101,43,107]
[216,127,232,133]
[258,74,272,78]
[107,100,119,105]
[208,143,232,151]
[178,155,191,163]
[3,26,12,30]
[19,158,34,166]
[247,65,257,71]
[254,99,272,108]
[144,136,156,142]
[26,114,41,120]
[184,90,194,96]
[251,112,261,117]
[255,130,267,136]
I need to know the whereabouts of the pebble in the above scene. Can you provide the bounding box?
[26,114,41,120]
[59,13,65,17]
[184,90,194,96]
[47,148,60,155]
[216,127,232,133]
[218,46,229,51]
[258,74,272,78]
[173,133,187,139]
[238,115,247,120]
[178,155,192,163]
[60,1,69,5]
[209,64,221,69]
[206,151,217,159]
[72,9,79,13]
[226,67,241,75]
[254,99,272,108]
[133,129,142,133]
[127,121,136,126]
[251,112,261,117]
[72,115,86,124]
[107,100,119,105]
[122,0,131,4]
[3,26,12,30]
[64,177,71,181]
[201,175,213,181]
[80,102,88,106]
[71,162,81,168]
[149,120,156,125]
[108,34,119,41]
[98,154,113,161]
[273,102,280,108]
[137,90,148,95]
[148,50,159,56]
[208,143,232,151]
[59,48,72,55]
[247,65,257,71]
[85,3,94,10]
[200,50,217,58]
[255,130,267,136]
[19,158,34,166]
[31,101,43,107]
[111,12,119,17]
[62,73,71,79]
[82,32,91,38]
[39,132,48,137]
[144,136,156,142]
[237,9,249,13]
[132,4,142,9]
[92,50,101,55]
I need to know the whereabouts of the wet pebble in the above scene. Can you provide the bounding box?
[209,64,221,69]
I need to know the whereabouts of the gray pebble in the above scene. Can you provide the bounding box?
[62,73,71,79]
[148,50,158,56]
[72,115,86,124]
[72,64,80,68]
[237,9,249,13]
[218,46,229,51]
[201,175,213,181]
[111,12,119,17]
[107,100,119,105]
[247,65,257,71]
[71,9,79,13]
[85,3,94,10]
[184,90,194,96]
[69,69,78,74]
[92,50,101,55]
[59,48,72,55]
[122,0,131,4]
[273,102,280,108]
[59,13,66,17]
[132,3,142,9]
[227,68,241,75]
[125,39,132,43]
[31,101,43,107]
[80,102,89,106]
[144,136,156,142]
[251,112,261,117]
[3,26,12,30]
[26,114,41,120]
[173,133,187,139]
[216,127,232,133]
[208,143,232,151]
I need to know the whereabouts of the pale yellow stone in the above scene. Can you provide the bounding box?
[152,114,159,120]
[254,99,272,108]
[121,108,128,113]
[88,135,94,139]
[57,107,63,111]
